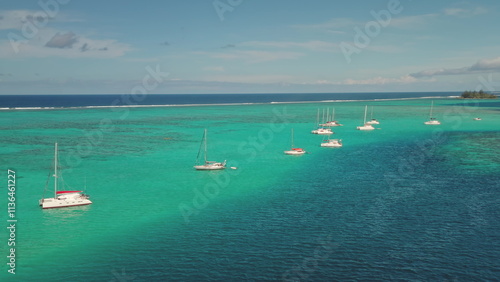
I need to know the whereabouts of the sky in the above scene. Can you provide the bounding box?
[1,0,500,94]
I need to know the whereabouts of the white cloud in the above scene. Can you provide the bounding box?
[389,13,440,29]
[410,57,500,78]
[293,13,441,33]
[444,6,488,17]
[0,27,131,58]
[444,8,466,16]
[122,57,164,63]
[203,66,225,72]
[341,75,419,85]
[292,18,358,31]
[0,10,49,30]
[197,50,303,63]
[45,32,78,48]
[294,5,487,35]
[366,44,404,53]
[314,80,334,85]
[203,74,297,84]
[470,57,500,71]
[241,40,338,52]
[473,7,489,15]
[301,75,424,86]
[0,9,81,30]
[0,9,130,59]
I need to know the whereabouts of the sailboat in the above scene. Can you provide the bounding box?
[284,128,306,155]
[356,105,375,130]
[321,108,343,127]
[312,109,333,134]
[424,101,441,125]
[366,106,380,125]
[320,135,342,148]
[39,143,92,209]
[194,129,226,170]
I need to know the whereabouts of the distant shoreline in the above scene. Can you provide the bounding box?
[459,90,498,99]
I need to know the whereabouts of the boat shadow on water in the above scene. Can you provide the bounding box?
[41,204,92,221]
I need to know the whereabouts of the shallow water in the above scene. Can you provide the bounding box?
[0,98,498,281]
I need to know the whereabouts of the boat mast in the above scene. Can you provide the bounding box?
[291,128,294,148]
[363,105,368,124]
[204,129,208,163]
[332,108,335,120]
[370,106,374,120]
[429,101,434,119]
[54,142,58,198]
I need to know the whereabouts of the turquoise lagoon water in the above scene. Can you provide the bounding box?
[0,98,499,281]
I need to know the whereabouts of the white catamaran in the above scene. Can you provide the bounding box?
[194,129,226,170]
[39,143,92,209]
[320,135,343,148]
[366,106,380,125]
[284,128,306,155]
[357,105,375,130]
[424,101,441,125]
[312,109,333,135]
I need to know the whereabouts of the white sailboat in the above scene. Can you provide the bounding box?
[194,129,226,170]
[424,101,441,125]
[357,105,375,130]
[39,143,92,209]
[366,106,380,125]
[311,127,333,134]
[312,109,333,134]
[284,128,306,155]
[320,135,342,148]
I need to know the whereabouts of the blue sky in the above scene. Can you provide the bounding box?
[1,0,500,94]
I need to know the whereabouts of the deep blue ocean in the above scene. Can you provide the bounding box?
[0,92,459,108]
[0,92,498,281]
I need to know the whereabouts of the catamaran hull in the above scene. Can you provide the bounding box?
[40,191,92,209]
[357,125,375,130]
[194,165,226,170]
[311,130,333,135]
[40,199,92,209]
[41,202,92,209]
[284,150,306,155]
[321,142,342,147]
[321,144,342,147]
[424,121,441,125]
